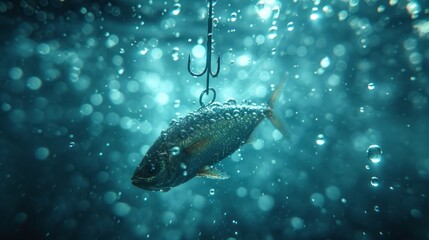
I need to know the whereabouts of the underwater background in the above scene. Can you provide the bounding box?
[1,0,429,239]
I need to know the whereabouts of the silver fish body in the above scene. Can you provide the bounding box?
[132,80,287,191]
[131,101,271,191]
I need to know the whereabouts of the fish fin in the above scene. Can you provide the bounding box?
[267,110,290,139]
[267,77,287,109]
[266,78,291,139]
[197,166,230,180]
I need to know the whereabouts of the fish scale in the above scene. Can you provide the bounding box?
[167,103,267,179]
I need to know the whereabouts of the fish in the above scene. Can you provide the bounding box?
[131,80,288,192]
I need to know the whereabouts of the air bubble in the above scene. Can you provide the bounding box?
[27,76,42,90]
[267,26,278,39]
[171,47,179,61]
[35,147,50,160]
[367,145,382,163]
[69,142,76,148]
[170,146,181,156]
[374,205,380,212]
[9,67,23,80]
[320,57,331,68]
[287,22,294,31]
[173,99,181,108]
[316,134,325,145]
[213,18,219,28]
[230,12,237,22]
[272,6,280,20]
[209,188,215,195]
[368,82,375,90]
[290,217,304,230]
[370,177,380,187]
[172,3,181,15]
[113,202,131,217]
[226,98,237,105]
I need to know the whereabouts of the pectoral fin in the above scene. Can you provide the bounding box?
[197,166,230,180]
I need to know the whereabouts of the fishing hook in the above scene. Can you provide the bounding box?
[188,0,220,106]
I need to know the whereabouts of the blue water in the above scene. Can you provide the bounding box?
[1,0,429,239]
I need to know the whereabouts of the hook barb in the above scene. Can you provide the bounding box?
[209,54,221,77]
[188,54,207,77]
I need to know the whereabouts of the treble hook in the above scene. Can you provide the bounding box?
[188,0,221,106]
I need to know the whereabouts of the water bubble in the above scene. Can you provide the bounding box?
[192,44,206,58]
[113,202,131,217]
[267,26,278,39]
[35,147,50,160]
[374,205,380,212]
[325,186,341,200]
[287,22,294,31]
[320,57,331,68]
[36,43,50,55]
[173,99,181,108]
[9,67,23,80]
[172,3,181,15]
[272,6,280,20]
[406,2,421,19]
[69,142,76,148]
[230,12,237,22]
[367,145,382,163]
[368,82,375,90]
[370,177,380,187]
[310,12,320,21]
[170,146,181,156]
[104,191,117,204]
[139,48,149,55]
[410,208,422,218]
[180,162,187,169]
[105,34,119,48]
[316,134,325,145]
[171,47,179,61]
[27,76,42,90]
[258,195,275,211]
[213,18,219,27]
[226,98,237,105]
[209,188,215,195]
[14,212,28,224]
[310,192,325,207]
[290,217,304,230]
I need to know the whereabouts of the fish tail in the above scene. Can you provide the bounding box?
[266,78,290,139]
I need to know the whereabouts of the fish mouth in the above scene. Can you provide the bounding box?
[131,176,171,192]
[131,176,151,188]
